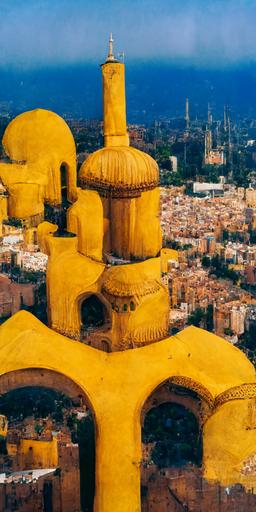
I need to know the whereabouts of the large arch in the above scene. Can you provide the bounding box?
[141,377,214,428]
[0,368,92,407]
[0,367,97,512]
[78,292,112,340]
[140,378,209,511]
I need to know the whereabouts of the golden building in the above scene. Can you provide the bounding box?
[0,36,255,512]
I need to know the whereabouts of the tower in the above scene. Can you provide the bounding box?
[204,129,212,164]
[207,103,212,126]
[185,97,190,129]
[45,35,169,350]
[80,35,162,261]
[102,33,129,148]
[224,105,228,132]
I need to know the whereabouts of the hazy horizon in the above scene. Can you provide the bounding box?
[1,1,256,121]
[1,62,256,122]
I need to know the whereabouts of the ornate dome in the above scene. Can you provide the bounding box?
[79,146,159,197]
[102,262,162,298]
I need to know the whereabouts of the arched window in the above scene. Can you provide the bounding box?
[81,295,107,329]
[130,301,136,311]
[60,164,68,204]
[101,340,110,353]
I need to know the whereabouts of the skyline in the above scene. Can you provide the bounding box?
[0,1,256,68]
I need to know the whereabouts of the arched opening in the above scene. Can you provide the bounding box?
[80,294,111,340]
[141,380,205,512]
[0,369,96,512]
[60,163,68,205]
[81,295,106,329]
[44,163,70,230]
[142,403,202,468]
[101,339,110,353]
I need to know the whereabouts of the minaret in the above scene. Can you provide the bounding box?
[205,129,212,164]
[101,33,129,147]
[185,97,190,129]
[208,103,212,126]
[224,106,227,132]
[106,32,115,62]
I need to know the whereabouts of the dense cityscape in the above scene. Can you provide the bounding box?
[0,96,255,509]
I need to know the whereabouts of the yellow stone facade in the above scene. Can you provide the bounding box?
[0,37,255,512]
[0,312,256,511]
[7,437,58,470]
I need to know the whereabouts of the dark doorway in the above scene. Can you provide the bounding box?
[60,164,68,205]
[43,481,53,512]
[101,340,110,353]
[81,295,107,330]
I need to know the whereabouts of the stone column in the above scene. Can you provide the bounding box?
[94,404,141,512]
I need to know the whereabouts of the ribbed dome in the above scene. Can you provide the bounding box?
[79,146,159,197]
[102,263,161,298]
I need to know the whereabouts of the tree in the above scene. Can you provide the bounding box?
[188,308,206,328]
[202,256,211,268]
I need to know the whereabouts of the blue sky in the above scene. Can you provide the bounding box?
[0,0,256,67]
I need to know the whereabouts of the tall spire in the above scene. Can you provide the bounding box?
[185,97,190,130]
[106,33,115,63]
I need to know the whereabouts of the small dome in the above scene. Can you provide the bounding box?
[79,146,159,197]
[102,263,161,298]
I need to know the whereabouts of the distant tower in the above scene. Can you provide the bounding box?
[224,106,228,132]
[205,129,212,164]
[216,121,221,147]
[185,97,190,129]
[228,115,233,171]
[207,103,212,127]
[228,117,231,147]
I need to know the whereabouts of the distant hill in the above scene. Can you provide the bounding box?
[0,62,256,123]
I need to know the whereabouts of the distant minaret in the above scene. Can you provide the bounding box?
[208,103,212,126]
[216,121,221,147]
[224,105,228,132]
[205,129,212,164]
[228,115,231,149]
[228,114,233,171]
[185,97,190,129]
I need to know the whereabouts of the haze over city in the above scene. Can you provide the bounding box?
[1,1,256,119]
